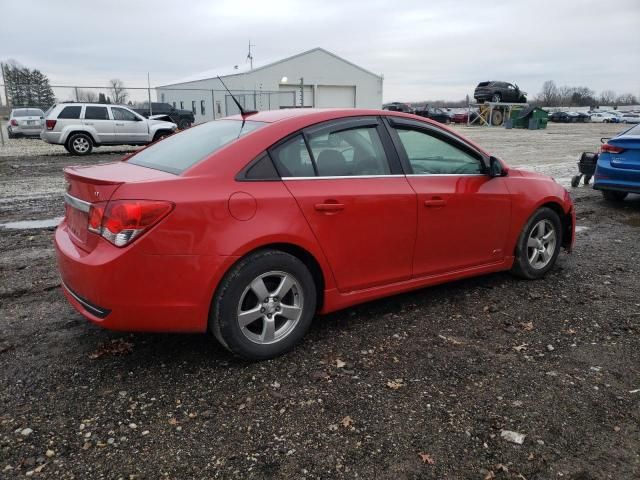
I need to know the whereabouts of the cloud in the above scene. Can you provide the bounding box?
[1,0,638,102]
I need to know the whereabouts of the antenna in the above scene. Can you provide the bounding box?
[217,76,257,117]
[247,40,255,70]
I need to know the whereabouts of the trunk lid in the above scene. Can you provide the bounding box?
[63,161,175,250]
[609,136,640,171]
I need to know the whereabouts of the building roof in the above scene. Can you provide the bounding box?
[158,48,382,87]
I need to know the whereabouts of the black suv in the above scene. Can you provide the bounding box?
[474,81,527,104]
[382,102,413,113]
[133,102,195,129]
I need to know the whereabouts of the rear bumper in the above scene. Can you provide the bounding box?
[41,130,63,144]
[593,157,640,194]
[54,222,236,332]
[9,125,42,136]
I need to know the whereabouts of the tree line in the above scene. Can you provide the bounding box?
[1,61,56,109]
[2,60,129,109]
[535,80,638,108]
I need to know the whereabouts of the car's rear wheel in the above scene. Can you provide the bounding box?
[66,133,93,155]
[491,109,504,126]
[210,250,316,360]
[491,93,502,103]
[602,190,628,202]
[511,207,562,280]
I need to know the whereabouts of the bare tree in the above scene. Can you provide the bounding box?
[536,80,559,106]
[599,90,616,106]
[108,79,128,104]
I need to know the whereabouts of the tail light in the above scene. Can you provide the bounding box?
[601,143,625,154]
[46,119,57,130]
[87,200,174,247]
[10,119,18,126]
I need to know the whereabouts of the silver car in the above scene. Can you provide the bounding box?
[7,108,45,138]
[41,103,177,155]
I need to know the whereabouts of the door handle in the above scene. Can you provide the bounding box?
[84,122,93,125]
[314,202,345,212]
[115,122,124,126]
[424,198,447,207]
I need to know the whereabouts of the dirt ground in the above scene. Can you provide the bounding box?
[0,123,639,479]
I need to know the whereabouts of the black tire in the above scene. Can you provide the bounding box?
[583,174,592,185]
[602,190,628,202]
[66,133,93,155]
[153,130,172,142]
[491,93,502,103]
[571,175,581,188]
[491,109,504,126]
[7,128,16,139]
[178,118,191,130]
[210,249,317,360]
[511,207,563,280]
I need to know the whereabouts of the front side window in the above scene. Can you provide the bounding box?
[128,119,265,175]
[307,127,391,176]
[111,107,138,121]
[84,106,109,120]
[57,106,82,119]
[395,128,482,175]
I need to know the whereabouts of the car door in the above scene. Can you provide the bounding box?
[82,106,114,143]
[111,106,148,143]
[270,117,417,292]
[386,117,512,277]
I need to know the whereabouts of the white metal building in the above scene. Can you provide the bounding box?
[156,48,383,123]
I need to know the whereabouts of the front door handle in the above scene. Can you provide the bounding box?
[84,122,93,126]
[115,122,125,126]
[424,198,447,207]
[314,202,345,212]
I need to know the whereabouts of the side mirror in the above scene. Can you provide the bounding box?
[488,156,506,177]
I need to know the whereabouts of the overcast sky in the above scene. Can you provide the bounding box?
[1,0,639,102]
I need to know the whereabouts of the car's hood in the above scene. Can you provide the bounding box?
[148,118,177,128]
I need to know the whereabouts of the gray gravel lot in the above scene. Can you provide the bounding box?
[0,122,638,479]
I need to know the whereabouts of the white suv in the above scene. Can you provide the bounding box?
[41,103,177,155]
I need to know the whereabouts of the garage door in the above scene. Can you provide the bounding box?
[316,85,356,108]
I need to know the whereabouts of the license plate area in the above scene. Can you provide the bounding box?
[27,120,35,125]
[66,204,88,243]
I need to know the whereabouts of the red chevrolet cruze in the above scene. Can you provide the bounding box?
[55,109,575,360]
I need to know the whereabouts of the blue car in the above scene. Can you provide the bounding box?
[593,123,640,201]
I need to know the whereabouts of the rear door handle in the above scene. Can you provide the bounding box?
[424,198,447,207]
[314,202,345,212]
[115,122,125,126]
[84,122,93,126]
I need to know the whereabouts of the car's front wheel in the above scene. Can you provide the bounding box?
[178,118,191,129]
[210,250,317,360]
[66,133,93,155]
[602,190,628,202]
[511,207,563,280]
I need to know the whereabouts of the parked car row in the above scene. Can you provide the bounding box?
[5,104,178,154]
[549,110,640,124]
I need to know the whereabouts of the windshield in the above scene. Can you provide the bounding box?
[128,119,266,174]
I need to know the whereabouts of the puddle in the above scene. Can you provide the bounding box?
[0,217,63,230]
[575,226,590,233]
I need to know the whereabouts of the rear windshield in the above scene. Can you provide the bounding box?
[128,119,266,174]
[14,109,43,117]
[622,124,640,136]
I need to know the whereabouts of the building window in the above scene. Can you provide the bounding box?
[180,101,184,110]
[173,101,176,109]
[191,101,196,115]
[216,101,221,115]
[200,100,205,115]
[161,93,165,103]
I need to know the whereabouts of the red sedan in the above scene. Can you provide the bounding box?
[55,108,575,360]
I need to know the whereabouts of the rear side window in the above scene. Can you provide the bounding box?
[271,135,315,177]
[84,106,109,120]
[57,106,82,119]
[307,127,391,176]
[128,119,265,175]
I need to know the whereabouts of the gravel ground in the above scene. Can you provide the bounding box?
[0,123,639,479]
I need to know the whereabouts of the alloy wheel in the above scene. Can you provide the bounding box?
[526,219,557,269]
[237,271,304,345]
[73,137,90,153]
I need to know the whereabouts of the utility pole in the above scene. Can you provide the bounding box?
[147,72,153,116]
[247,40,255,70]
[299,77,304,108]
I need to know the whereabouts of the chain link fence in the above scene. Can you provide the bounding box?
[0,85,299,123]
